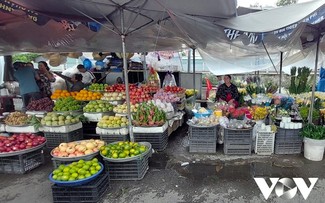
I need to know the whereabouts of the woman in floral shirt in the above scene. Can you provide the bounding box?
[38,61,56,98]
[216,75,239,107]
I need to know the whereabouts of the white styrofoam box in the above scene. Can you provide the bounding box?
[26,111,47,116]
[96,127,128,135]
[0,123,6,132]
[132,122,168,133]
[5,125,40,133]
[83,112,113,122]
[40,122,82,133]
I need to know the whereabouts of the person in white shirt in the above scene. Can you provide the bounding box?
[77,64,96,85]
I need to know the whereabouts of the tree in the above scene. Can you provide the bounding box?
[276,0,298,7]
[12,53,40,63]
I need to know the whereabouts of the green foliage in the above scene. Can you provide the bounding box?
[12,53,40,63]
[289,66,311,94]
[299,106,320,123]
[301,124,325,140]
[276,0,298,7]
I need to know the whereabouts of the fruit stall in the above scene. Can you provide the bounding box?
[0,80,188,202]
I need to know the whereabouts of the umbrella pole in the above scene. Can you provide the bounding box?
[120,9,134,141]
[192,48,196,105]
[279,52,283,93]
[308,35,321,124]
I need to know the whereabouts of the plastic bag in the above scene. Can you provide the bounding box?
[162,72,177,87]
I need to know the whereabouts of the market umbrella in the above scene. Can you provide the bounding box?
[0,0,238,140]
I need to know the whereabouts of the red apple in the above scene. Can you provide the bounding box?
[19,143,26,149]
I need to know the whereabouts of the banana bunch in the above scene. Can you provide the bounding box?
[185,89,198,97]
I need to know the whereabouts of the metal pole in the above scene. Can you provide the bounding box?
[279,52,283,93]
[308,35,321,124]
[192,48,196,105]
[187,49,191,73]
[142,52,147,82]
[120,9,134,141]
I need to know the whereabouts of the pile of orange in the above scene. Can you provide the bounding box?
[74,90,102,101]
[51,89,75,100]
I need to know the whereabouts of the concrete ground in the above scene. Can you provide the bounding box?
[1,124,325,203]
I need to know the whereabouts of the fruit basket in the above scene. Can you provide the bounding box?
[49,162,104,186]
[100,141,152,162]
[50,139,105,160]
[0,141,46,157]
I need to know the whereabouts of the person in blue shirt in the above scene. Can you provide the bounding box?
[13,62,42,111]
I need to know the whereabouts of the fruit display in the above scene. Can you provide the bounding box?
[41,112,81,126]
[153,89,180,103]
[105,84,136,92]
[0,133,46,153]
[51,139,105,157]
[130,88,152,104]
[113,103,138,114]
[97,116,128,128]
[102,92,126,101]
[50,158,102,181]
[100,141,148,159]
[53,97,82,112]
[83,100,114,113]
[164,85,185,94]
[74,90,102,101]
[51,89,77,100]
[132,102,166,126]
[4,112,29,126]
[88,83,108,91]
[27,97,55,112]
[188,115,219,126]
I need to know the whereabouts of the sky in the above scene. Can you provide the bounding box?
[237,0,313,8]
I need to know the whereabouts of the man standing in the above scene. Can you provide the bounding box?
[77,64,96,86]
[13,62,41,111]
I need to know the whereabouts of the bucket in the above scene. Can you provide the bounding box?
[303,137,325,161]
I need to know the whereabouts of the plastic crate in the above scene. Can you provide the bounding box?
[0,148,45,174]
[104,151,150,181]
[255,131,275,155]
[274,141,302,154]
[44,129,83,149]
[52,172,109,203]
[224,128,253,143]
[99,134,129,144]
[189,139,216,153]
[189,125,217,140]
[134,130,168,152]
[224,143,252,155]
[274,128,302,154]
[275,128,302,141]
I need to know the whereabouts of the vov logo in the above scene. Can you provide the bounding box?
[254,178,318,200]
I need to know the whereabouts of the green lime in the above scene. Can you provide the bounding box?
[90,170,97,175]
[68,177,76,181]
[69,168,77,174]
[85,161,92,166]
[58,165,65,170]
[77,175,85,180]
[52,175,58,180]
[78,169,86,175]
[90,166,96,171]
[53,169,61,175]
[95,165,101,171]
[112,153,118,158]
[85,173,92,178]
[71,173,78,178]
[78,160,85,164]
[77,163,84,168]
[82,165,90,171]
[57,172,63,177]
[63,167,70,173]
[61,175,69,181]
[119,153,126,158]
[102,149,108,156]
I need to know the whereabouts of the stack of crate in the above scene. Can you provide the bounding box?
[188,125,218,153]
[224,128,253,155]
[274,128,302,154]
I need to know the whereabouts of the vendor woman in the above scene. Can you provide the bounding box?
[216,75,239,107]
